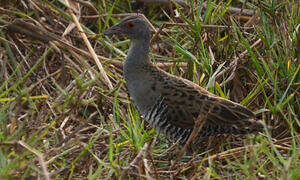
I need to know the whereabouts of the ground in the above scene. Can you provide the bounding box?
[0,0,299,179]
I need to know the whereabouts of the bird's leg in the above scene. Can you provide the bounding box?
[176,114,206,161]
[176,101,219,160]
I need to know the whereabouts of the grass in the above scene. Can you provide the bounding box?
[0,0,299,179]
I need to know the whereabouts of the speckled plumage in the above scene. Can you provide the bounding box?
[103,16,264,144]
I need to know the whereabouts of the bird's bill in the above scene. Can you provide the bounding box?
[102,24,123,36]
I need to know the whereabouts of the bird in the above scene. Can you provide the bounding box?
[103,15,264,146]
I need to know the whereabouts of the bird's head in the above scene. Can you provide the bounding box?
[102,16,150,40]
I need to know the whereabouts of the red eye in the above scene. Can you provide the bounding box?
[125,22,135,28]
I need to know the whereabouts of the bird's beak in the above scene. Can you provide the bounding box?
[102,24,123,36]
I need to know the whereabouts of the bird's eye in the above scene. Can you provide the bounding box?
[125,22,135,28]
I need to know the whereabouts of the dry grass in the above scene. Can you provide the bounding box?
[0,0,299,179]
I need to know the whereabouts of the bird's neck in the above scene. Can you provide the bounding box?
[124,37,151,69]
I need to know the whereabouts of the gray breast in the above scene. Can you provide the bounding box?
[124,69,159,114]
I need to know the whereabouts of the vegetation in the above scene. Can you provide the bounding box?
[0,0,299,179]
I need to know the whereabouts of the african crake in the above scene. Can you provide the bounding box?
[103,16,264,144]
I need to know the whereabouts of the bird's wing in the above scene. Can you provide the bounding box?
[157,71,257,130]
